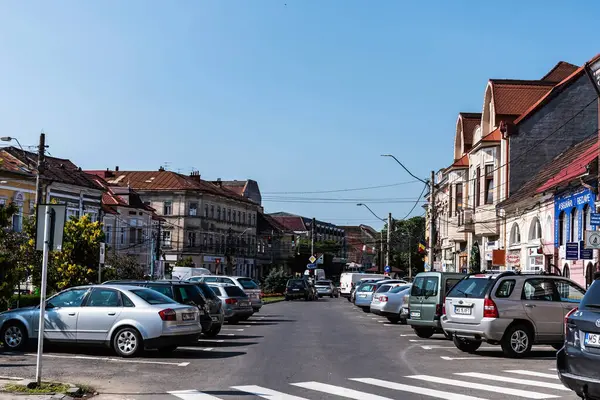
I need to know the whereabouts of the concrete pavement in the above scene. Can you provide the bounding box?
[0,298,578,399]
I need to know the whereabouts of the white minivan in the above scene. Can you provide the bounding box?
[339,272,387,297]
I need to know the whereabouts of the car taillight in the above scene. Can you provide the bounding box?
[158,308,177,321]
[380,296,388,302]
[435,304,442,316]
[564,306,578,337]
[225,298,238,305]
[442,303,446,316]
[483,298,498,318]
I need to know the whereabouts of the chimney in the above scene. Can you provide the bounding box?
[159,166,165,172]
[216,178,222,187]
[189,171,201,181]
[115,166,119,172]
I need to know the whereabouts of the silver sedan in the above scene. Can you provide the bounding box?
[370,284,412,324]
[0,285,202,357]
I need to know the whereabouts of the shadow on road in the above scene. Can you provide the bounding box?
[0,363,35,367]
[189,341,259,348]
[472,349,557,359]
[252,319,296,323]
[219,335,263,340]
[168,349,246,359]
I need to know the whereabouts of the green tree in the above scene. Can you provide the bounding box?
[30,214,105,292]
[262,266,290,294]
[0,203,27,304]
[384,216,426,276]
[103,253,145,281]
[176,256,194,268]
[470,242,481,273]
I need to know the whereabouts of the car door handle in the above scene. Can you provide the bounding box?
[107,312,116,316]
[68,312,76,316]
[525,304,536,308]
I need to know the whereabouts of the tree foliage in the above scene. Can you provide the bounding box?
[383,216,426,277]
[262,266,290,294]
[0,203,27,304]
[103,253,145,281]
[470,242,481,273]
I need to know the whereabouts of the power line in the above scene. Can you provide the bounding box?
[401,183,428,220]
[261,180,420,194]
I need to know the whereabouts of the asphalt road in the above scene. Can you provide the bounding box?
[0,297,580,399]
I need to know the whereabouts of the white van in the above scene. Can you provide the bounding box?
[171,267,211,280]
[339,272,387,297]
[304,268,325,281]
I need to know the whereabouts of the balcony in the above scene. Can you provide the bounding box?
[457,209,474,233]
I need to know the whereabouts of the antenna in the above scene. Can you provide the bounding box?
[163,162,171,171]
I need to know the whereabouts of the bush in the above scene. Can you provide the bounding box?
[2,294,40,311]
[263,267,290,294]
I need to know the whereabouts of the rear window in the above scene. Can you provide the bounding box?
[447,278,493,299]
[316,281,331,286]
[495,279,516,298]
[579,280,600,309]
[237,278,259,289]
[175,285,206,305]
[224,286,247,297]
[376,285,393,293]
[146,284,174,299]
[411,277,425,296]
[288,280,305,288]
[389,285,410,294]
[196,282,219,300]
[208,286,222,296]
[130,288,176,305]
[358,284,375,292]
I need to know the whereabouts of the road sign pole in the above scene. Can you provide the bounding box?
[35,206,52,386]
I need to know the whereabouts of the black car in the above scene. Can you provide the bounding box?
[284,279,316,301]
[558,278,599,399]
[186,280,224,337]
[103,280,213,334]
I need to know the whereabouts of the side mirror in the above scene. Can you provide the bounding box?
[46,302,55,309]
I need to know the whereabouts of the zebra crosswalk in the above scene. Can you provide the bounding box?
[164,368,571,400]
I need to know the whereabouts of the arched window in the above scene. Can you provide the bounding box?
[545,216,553,242]
[529,217,542,241]
[570,209,578,242]
[583,204,591,232]
[510,223,521,246]
[558,211,566,245]
[563,263,570,278]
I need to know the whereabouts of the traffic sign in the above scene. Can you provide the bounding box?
[566,242,579,260]
[309,255,316,263]
[316,254,324,264]
[384,266,391,273]
[585,230,600,249]
[591,213,600,227]
[307,263,317,269]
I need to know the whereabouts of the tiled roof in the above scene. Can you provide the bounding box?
[0,151,34,175]
[448,154,469,169]
[90,175,155,211]
[481,127,502,142]
[498,135,597,209]
[3,147,102,190]
[270,215,307,232]
[460,112,482,148]
[541,61,580,83]
[490,80,555,116]
[258,212,290,233]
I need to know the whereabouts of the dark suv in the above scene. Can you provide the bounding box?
[285,279,315,301]
[103,280,213,334]
[186,280,224,337]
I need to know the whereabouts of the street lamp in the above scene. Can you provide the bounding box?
[380,154,428,184]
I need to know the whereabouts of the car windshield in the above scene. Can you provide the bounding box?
[447,278,493,299]
[316,281,330,286]
[237,278,259,289]
[375,285,393,293]
[224,286,247,297]
[130,288,176,305]
[288,280,305,288]
[389,285,411,294]
[195,282,219,301]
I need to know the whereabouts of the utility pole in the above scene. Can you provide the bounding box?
[386,213,392,269]
[155,221,162,278]
[380,231,384,273]
[35,133,45,205]
[311,217,315,256]
[428,170,435,272]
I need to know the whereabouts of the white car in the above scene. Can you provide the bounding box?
[0,285,202,357]
[191,275,263,312]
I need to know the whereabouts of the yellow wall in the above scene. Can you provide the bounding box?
[0,175,37,217]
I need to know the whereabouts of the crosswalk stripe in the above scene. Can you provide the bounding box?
[407,375,558,399]
[505,370,559,379]
[350,378,487,400]
[232,385,309,399]
[168,389,222,399]
[456,373,570,391]
[292,381,394,399]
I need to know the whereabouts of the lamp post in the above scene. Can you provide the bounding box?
[357,203,391,273]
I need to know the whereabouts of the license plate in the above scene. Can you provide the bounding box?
[455,306,472,315]
[411,311,421,318]
[182,313,195,321]
[240,301,249,307]
[211,316,219,322]
[359,294,367,298]
[585,333,600,347]
[292,288,299,291]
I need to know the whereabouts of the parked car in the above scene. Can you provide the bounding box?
[350,278,384,303]
[284,278,316,301]
[559,276,600,398]
[190,275,263,312]
[370,284,412,324]
[186,280,225,337]
[207,283,254,323]
[315,280,339,298]
[0,285,202,357]
[442,271,585,357]
[408,271,465,338]
[340,272,387,298]
[104,280,214,336]
[354,282,379,311]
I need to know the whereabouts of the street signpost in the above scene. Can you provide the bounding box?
[384,266,391,273]
[307,263,317,269]
[316,254,324,265]
[98,242,106,283]
[591,213,600,227]
[566,242,579,260]
[580,240,593,260]
[585,230,600,249]
[309,255,316,264]
[35,204,66,385]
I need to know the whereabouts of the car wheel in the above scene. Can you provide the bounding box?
[552,343,563,351]
[285,296,290,301]
[501,324,533,358]
[330,294,334,298]
[239,316,250,321]
[413,327,434,338]
[1,321,28,351]
[361,307,370,313]
[228,319,239,325]
[387,316,400,324]
[453,336,482,353]
[112,327,142,358]
[400,318,407,325]
[444,330,453,340]
[203,325,221,338]
[157,345,177,355]
[305,295,310,301]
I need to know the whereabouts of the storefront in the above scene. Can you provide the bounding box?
[506,250,520,271]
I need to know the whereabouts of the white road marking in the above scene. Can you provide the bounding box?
[441,356,496,361]
[232,385,309,399]
[222,328,244,331]
[371,317,378,320]
[0,375,24,381]
[350,378,487,400]
[456,373,570,391]
[25,353,189,367]
[421,346,456,350]
[400,334,416,336]
[178,347,214,352]
[222,333,235,336]
[292,381,394,399]
[198,339,225,343]
[409,339,428,342]
[407,375,558,399]
[168,389,222,399]
[505,370,559,379]
[549,368,557,371]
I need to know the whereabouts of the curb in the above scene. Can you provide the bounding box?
[263,299,285,305]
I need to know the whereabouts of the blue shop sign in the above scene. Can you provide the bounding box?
[554,187,595,246]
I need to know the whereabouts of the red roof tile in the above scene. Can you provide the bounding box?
[460,113,482,149]
[541,61,580,82]
[270,216,307,232]
[448,154,469,169]
[490,80,555,116]
[481,127,502,142]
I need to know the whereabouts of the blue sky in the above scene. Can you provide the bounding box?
[0,1,598,230]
